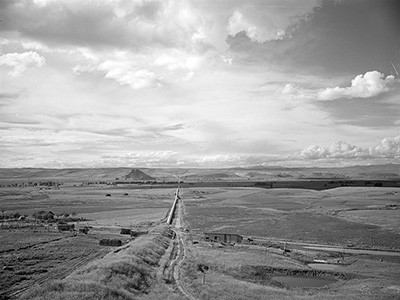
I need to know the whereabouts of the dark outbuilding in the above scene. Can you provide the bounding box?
[204,232,243,243]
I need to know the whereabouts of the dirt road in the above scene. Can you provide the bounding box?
[172,190,197,300]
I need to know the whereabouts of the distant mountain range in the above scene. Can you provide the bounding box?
[0,164,399,183]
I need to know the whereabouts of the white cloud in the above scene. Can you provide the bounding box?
[318,71,396,100]
[298,136,400,161]
[153,52,202,71]
[21,41,50,52]
[227,10,287,42]
[71,47,207,88]
[281,83,313,100]
[369,135,400,157]
[282,71,397,101]
[33,0,57,7]
[300,141,364,159]
[97,60,161,89]
[228,11,259,42]
[0,51,45,77]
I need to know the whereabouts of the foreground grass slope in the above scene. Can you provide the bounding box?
[19,225,182,300]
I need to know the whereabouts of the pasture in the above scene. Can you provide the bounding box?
[183,187,400,249]
[180,186,400,300]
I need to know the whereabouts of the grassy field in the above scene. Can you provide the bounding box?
[177,236,400,300]
[183,187,400,249]
[180,186,400,300]
[1,176,400,300]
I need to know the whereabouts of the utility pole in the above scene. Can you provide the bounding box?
[284,215,287,252]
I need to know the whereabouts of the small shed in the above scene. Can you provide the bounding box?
[204,232,243,244]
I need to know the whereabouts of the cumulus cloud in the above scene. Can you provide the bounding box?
[0,51,45,77]
[299,136,400,161]
[227,10,286,43]
[318,71,396,100]
[369,135,400,157]
[300,141,364,159]
[282,71,397,101]
[228,11,259,42]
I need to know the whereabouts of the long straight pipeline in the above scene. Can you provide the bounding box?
[167,187,180,225]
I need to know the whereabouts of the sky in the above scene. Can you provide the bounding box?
[0,0,400,168]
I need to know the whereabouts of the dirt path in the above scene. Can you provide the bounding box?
[172,191,198,300]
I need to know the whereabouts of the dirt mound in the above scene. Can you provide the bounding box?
[122,169,155,181]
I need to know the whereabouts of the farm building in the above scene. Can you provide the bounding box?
[204,232,243,243]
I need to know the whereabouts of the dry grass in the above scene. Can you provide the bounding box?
[185,187,400,249]
[19,225,175,300]
[179,186,400,300]
[180,246,400,300]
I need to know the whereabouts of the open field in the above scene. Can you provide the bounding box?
[179,186,400,300]
[1,167,400,299]
[180,241,400,300]
[183,187,400,249]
